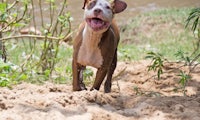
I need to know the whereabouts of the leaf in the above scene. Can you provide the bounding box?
[145,55,154,59]
[186,57,190,63]
[12,23,26,27]
[46,0,55,3]
[185,8,200,33]
[192,17,199,32]
[0,61,11,72]
[0,78,10,87]
[21,0,29,5]
[58,15,65,22]
[198,28,200,38]
[146,51,165,80]
[44,69,51,77]
[0,3,6,13]
[178,71,190,86]
[83,68,94,80]
[0,13,8,21]
[18,74,28,80]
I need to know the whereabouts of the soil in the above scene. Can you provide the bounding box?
[0,60,200,120]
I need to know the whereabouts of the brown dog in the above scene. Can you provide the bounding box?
[72,0,127,93]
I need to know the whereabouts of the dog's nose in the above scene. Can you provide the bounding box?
[94,9,102,15]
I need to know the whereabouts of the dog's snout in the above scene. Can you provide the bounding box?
[94,8,102,15]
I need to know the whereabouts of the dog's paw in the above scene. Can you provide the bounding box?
[90,87,99,91]
[73,86,87,91]
[104,88,111,93]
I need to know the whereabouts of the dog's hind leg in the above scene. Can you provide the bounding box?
[79,65,87,90]
[104,50,117,93]
[72,60,87,91]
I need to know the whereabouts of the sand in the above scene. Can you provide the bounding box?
[0,60,200,120]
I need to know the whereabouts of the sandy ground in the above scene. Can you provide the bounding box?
[0,60,200,120]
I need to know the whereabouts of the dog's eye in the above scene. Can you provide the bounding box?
[87,1,97,10]
[106,5,111,9]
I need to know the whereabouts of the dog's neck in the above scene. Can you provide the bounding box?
[77,24,106,68]
[82,24,105,48]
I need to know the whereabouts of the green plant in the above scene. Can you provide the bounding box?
[118,48,131,61]
[172,8,200,95]
[172,7,200,96]
[146,52,165,80]
[133,86,144,95]
[175,50,190,64]
[0,0,28,61]
[177,71,191,96]
[83,68,94,85]
[0,60,21,87]
[186,8,200,63]
[186,8,200,34]
[0,60,11,87]
[0,0,72,85]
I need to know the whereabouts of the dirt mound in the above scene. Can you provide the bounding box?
[0,61,200,120]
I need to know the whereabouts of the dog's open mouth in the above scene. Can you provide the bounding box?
[86,18,110,31]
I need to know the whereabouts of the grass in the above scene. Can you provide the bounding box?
[4,40,73,85]
[119,8,196,61]
[2,8,198,86]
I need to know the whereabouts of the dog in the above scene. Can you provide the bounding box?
[72,0,127,93]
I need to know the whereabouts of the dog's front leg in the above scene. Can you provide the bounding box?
[72,60,87,91]
[90,67,107,91]
[104,51,117,93]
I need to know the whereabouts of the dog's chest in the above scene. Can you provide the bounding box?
[77,30,103,68]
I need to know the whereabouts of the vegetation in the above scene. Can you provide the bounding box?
[118,8,200,95]
[0,0,73,86]
[143,8,200,96]
[145,52,164,80]
[119,8,196,61]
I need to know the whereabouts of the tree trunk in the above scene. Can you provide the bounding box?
[0,25,6,62]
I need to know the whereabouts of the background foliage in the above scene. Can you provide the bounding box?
[0,0,73,86]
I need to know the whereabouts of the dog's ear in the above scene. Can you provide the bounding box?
[82,0,88,9]
[112,0,127,13]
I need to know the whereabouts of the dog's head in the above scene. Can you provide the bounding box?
[82,0,127,32]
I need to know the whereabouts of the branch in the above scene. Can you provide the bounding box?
[6,0,19,11]
[0,3,27,32]
[190,53,200,66]
[113,67,127,80]
[39,0,44,28]
[0,35,61,41]
[52,0,67,35]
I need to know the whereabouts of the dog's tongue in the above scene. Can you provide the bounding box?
[91,18,104,28]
